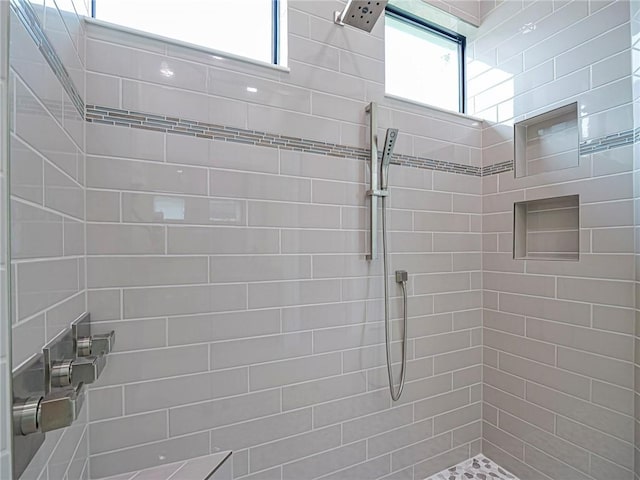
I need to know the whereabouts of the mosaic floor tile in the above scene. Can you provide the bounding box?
[426,455,519,480]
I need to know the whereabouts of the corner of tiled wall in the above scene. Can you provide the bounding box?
[472,1,636,478]
[8,0,89,478]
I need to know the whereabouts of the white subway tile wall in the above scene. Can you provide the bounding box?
[470,1,637,479]
[4,0,640,479]
[631,1,640,480]
[82,1,485,478]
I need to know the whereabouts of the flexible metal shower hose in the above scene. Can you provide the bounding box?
[382,195,408,401]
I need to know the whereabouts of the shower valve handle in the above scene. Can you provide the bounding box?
[77,330,115,356]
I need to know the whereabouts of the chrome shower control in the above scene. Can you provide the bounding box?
[51,359,73,387]
[39,383,85,433]
[13,383,85,435]
[395,270,408,283]
[50,355,106,387]
[13,396,42,436]
[77,331,115,356]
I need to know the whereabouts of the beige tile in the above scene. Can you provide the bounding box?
[414,388,469,421]
[498,292,590,327]
[526,317,633,361]
[592,227,634,253]
[526,254,633,280]
[433,291,482,313]
[592,305,635,334]
[499,352,590,400]
[249,279,341,309]
[483,385,554,433]
[391,432,452,471]
[249,352,342,390]
[169,390,281,436]
[87,122,165,161]
[523,445,591,480]
[591,380,633,415]
[483,422,524,460]
[165,133,279,173]
[88,256,208,287]
[484,310,525,335]
[210,409,312,452]
[280,150,365,183]
[168,309,279,346]
[249,426,341,473]
[526,382,632,442]
[414,212,470,232]
[483,366,525,398]
[484,272,555,297]
[167,226,278,254]
[556,346,633,388]
[122,192,246,226]
[557,276,634,307]
[281,229,365,254]
[87,156,207,194]
[210,255,311,282]
[248,201,340,228]
[211,332,312,369]
[123,284,246,318]
[89,411,167,455]
[498,410,590,473]
[414,330,471,358]
[210,170,311,202]
[87,224,165,254]
[282,372,367,411]
[433,347,481,374]
[433,233,482,252]
[311,179,366,207]
[484,328,555,365]
[342,405,413,444]
[124,368,248,414]
[282,441,366,480]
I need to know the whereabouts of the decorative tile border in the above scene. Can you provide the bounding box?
[11,0,638,178]
[86,105,485,177]
[579,128,635,154]
[10,0,85,116]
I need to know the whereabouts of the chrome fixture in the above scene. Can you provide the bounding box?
[50,354,106,388]
[76,331,115,357]
[334,0,388,33]
[365,102,407,401]
[12,313,114,479]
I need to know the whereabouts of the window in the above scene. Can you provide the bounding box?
[92,0,282,65]
[384,6,465,113]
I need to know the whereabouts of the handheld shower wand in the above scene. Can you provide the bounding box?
[380,128,398,190]
[364,114,407,401]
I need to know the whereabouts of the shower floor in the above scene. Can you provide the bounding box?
[426,455,519,480]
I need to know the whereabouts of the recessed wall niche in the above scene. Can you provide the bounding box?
[514,102,579,178]
[513,195,579,261]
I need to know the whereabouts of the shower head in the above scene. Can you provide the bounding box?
[334,0,389,33]
[380,128,398,190]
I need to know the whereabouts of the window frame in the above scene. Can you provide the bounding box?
[384,4,466,114]
[90,0,282,66]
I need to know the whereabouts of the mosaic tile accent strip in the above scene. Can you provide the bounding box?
[426,455,519,480]
[579,128,635,154]
[86,105,484,176]
[12,0,638,178]
[10,0,85,117]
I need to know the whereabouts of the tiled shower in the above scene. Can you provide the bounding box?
[0,0,639,479]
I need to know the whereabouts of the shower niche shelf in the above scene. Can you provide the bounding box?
[513,194,579,261]
[514,102,579,178]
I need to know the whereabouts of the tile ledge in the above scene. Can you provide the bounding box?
[94,450,232,480]
[383,94,485,125]
[84,17,290,74]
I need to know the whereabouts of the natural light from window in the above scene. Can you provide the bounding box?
[385,15,461,112]
[94,0,275,64]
